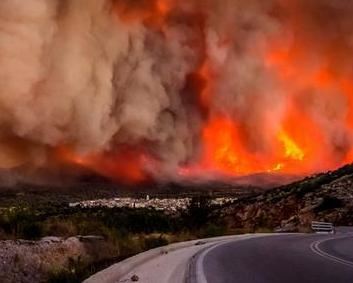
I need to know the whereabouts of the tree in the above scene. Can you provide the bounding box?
[183,196,213,230]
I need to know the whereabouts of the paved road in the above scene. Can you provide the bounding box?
[84,234,265,283]
[196,233,353,283]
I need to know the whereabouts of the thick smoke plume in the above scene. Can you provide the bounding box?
[1,0,353,184]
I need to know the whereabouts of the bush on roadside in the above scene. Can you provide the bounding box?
[47,257,90,283]
[199,223,227,238]
[314,196,344,212]
[21,222,43,240]
[143,234,169,250]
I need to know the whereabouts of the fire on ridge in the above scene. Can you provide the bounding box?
[0,0,353,184]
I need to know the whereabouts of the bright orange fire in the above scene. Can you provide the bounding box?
[185,31,353,177]
[202,116,253,174]
[199,115,312,176]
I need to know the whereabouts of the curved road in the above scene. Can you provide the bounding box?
[194,233,353,283]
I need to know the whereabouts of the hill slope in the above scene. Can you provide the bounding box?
[224,164,353,232]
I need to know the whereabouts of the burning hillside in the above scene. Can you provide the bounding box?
[1,0,353,184]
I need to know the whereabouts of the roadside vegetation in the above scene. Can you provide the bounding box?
[0,195,228,282]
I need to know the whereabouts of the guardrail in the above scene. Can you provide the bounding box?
[311,221,335,234]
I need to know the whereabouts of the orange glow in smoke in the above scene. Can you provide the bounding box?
[56,146,148,184]
[113,0,173,29]
[198,61,213,108]
[57,3,353,183]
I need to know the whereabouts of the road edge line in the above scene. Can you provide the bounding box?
[310,235,353,268]
[189,233,294,283]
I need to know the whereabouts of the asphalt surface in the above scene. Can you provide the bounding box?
[198,233,353,283]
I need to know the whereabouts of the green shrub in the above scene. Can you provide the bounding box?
[315,196,344,212]
[47,269,80,283]
[47,257,90,283]
[200,224,226,238]
[144,235,168,250]
[21,222,43,240]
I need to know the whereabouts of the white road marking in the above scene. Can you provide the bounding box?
[310,235,353,268]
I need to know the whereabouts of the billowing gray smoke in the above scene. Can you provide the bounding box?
[1,0,353,183]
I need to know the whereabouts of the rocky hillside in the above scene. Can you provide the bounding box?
[225,164,353,232]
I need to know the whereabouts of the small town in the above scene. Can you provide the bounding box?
[70,196,236,213]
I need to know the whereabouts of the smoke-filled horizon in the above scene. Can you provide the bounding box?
[1,0,353,184]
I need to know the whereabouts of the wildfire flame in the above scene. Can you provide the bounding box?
[37,0,353,181]
[278,131,304,161]
[1,0,353,184]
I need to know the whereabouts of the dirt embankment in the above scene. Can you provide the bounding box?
[0,236,106,283]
